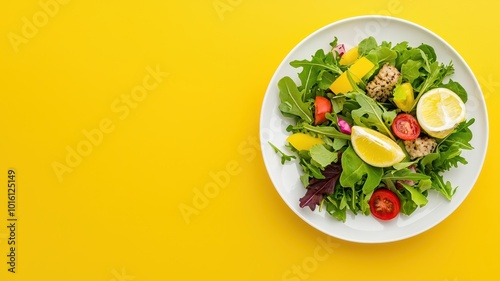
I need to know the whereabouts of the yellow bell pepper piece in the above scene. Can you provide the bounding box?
[287,133,324,151]
[393,83,415,112]
[339,46,359,65]
[329,57,375,95]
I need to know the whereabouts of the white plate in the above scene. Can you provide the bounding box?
[260,16,488,243]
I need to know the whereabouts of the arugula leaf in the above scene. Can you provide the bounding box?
[402,199,418,215]
[348,92,396,140]
[402,183,429,207]
[417,179,432,192]
[382,168,431,181]
[440,119,474,150]
[340,145,383,194]
[328,36,339,48]
[358,36,378,56]
[359,192,371,215]
[382,110,397,127]
[429,171,456,200]
[416,61,441,94]
[291,49,326,92]
[317,70,337,90]
[395,48,423,69]
[300,173,310,187]
[420,152,440,169]
[278,77,313,123]
[289,49,343,101]
[330,95,346,114]
[392,160,419,170]
[290,50,342,76]
[412,61,455,110]
[344,69,367,94]
[362,53,380,79]
[384,179,419,215]
[380,41,392,49]
[401,59,422,83]
[421,119,474,172]
[325,190,347,222]
[391,41,409,53]
[268,142,296,164]
[373,47,397,64]
[298,151,324,180]
[302,123,351,140]
[316,127,349,151]
[296,62,319,94]
[417,44,437,63]
[441,79,468,103]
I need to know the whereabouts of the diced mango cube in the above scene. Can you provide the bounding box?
[339,46,359,65]
[287,133,324,151]
[329,57,375,94]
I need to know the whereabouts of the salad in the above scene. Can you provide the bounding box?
[271,36,474,222]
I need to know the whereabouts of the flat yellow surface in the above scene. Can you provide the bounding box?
[0,1,498,280]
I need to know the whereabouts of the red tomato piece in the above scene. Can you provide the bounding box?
[314,96,332,125]
[392,113,421,140]
[369,189,401,220]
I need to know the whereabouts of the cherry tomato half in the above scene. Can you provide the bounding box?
[391,113,421,140]
[369,189,401,220]
[314,96,332,125]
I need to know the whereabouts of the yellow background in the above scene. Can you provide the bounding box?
[0,0,498,280]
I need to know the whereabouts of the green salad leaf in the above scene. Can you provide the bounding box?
[340,146,383,194]
[268,142,296,165]
[382,168,431,181]
[310,144,338,168]
[441,79,468,103]
[358,36,378,56]
[401,59,422,83]
[421,119,474,172]
[402,183,429,207]
[301,123,351,140]
[348,92,396,140]
[278,77,313,123]
[290,49,343,77]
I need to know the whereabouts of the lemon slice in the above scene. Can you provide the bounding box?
[351,126,405,167]
[416,88,466,138]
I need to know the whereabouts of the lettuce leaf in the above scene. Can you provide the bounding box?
[310,144,338,168]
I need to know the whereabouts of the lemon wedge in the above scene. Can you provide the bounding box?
[351,126,405,167]
[416,88,466,138]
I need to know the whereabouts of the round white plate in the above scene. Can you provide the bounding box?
[260,16,488,243]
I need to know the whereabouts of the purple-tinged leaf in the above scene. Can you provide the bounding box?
[299,163,342,211]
